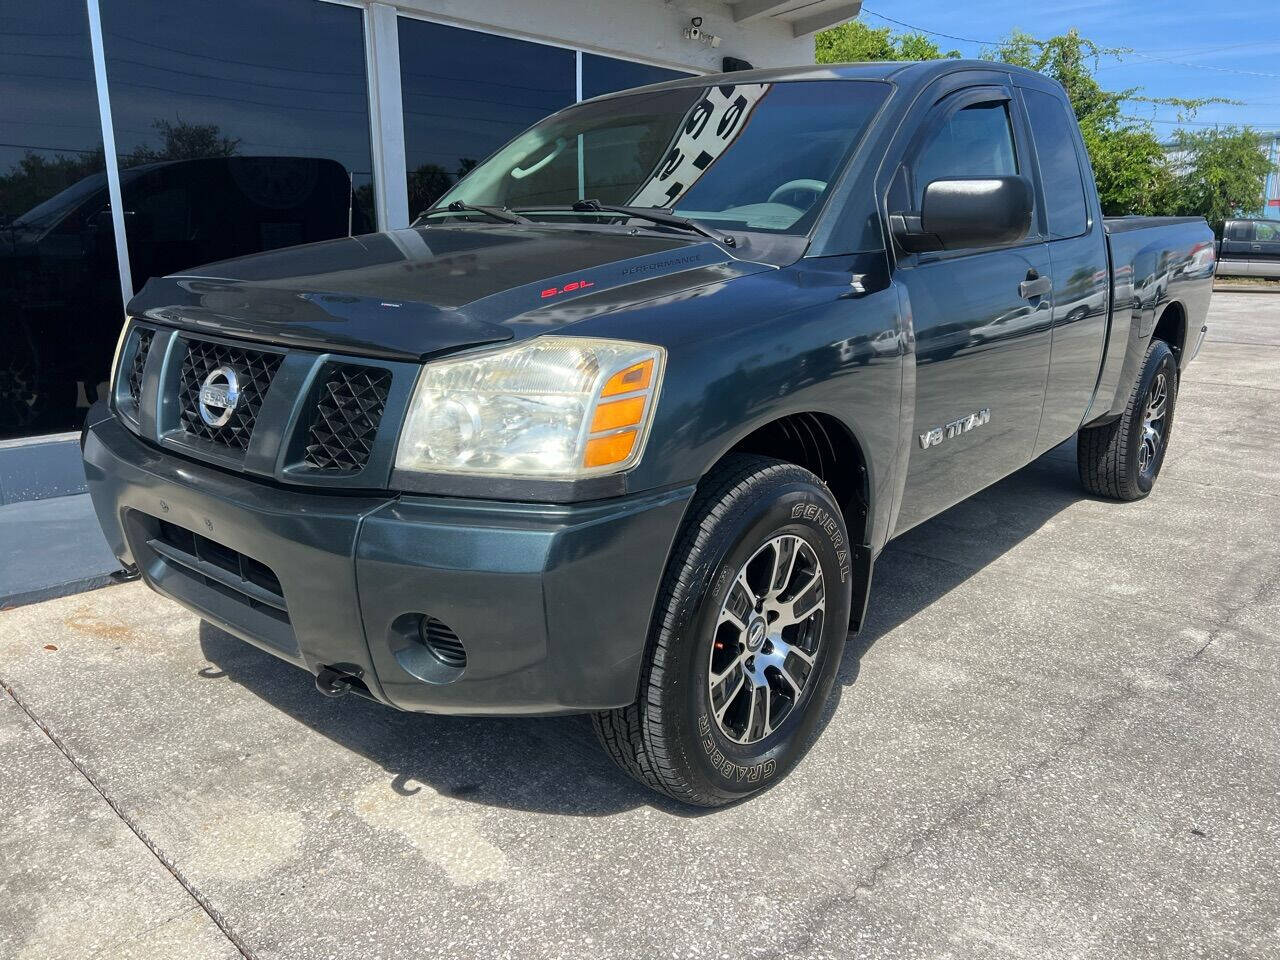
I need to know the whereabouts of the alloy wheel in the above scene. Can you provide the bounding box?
[707,534,826,745]
[1138,370,1168,477]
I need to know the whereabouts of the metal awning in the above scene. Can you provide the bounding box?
[726,0,863,39]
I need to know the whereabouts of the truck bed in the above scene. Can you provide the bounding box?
[1088,216,1215,424]
[1103,216,1207,235]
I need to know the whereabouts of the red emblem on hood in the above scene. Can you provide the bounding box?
[540,279,595,299]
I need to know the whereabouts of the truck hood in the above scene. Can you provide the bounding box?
[128,225,769,361]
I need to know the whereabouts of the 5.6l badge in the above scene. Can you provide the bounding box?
[920,408,990,449]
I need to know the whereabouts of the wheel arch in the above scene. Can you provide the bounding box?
[1152,300,1188,367]
[694,410,876,630]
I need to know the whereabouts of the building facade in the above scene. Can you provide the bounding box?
[0,0,859,473]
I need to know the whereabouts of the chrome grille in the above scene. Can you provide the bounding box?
[302,363,392,471]
[177,338,282,450]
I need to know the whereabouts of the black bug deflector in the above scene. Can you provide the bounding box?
[125,225,716,361]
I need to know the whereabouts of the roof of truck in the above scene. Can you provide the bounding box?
[585,59,1048,103]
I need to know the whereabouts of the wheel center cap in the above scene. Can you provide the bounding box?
[746,617,767,652]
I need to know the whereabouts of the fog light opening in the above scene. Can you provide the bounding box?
[419,616,467,669]
[389,612,467,684]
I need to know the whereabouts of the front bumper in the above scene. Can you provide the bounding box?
[83,407,692,715]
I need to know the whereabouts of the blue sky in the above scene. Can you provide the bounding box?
[856,1,1280,137]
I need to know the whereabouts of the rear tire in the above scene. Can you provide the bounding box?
[1077,338,1178,501]
[592,455,853,806]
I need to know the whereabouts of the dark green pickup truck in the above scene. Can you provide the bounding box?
[84,60,1213,804]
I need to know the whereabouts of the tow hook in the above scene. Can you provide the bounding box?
[315,665,357,698]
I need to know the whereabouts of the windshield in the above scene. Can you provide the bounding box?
[434,79,888,236]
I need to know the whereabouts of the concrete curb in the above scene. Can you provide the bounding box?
[0,569,133,612]
[1213,285,1280,294]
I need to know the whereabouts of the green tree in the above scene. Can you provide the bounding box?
[1083,127,1176,216]
[984,29,1237,217]
[987,30,1174,215]
[1166,126,1275,224]
[815,22,1268,221]
[815,20,958,64]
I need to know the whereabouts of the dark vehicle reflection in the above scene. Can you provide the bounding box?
[0,156,369,439]
[916,320,972,363]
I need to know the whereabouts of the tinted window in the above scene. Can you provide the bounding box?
[0,0,124,438]
[398,18,576,216]
[1257,221,1280,242]
[438,80,889,235]
[581,54,693,99]
[100,0,375,288]
[1225,221,1254,241]
[1023,88,1089,238]
[913,101,1017,206]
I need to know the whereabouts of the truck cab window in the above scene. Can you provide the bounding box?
[1022,88,1089,238]
[911,101,1017,206]
[1226,221,1253,241]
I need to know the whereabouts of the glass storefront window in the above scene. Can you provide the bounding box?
[0,2,711,443]
[99,0,376,291]
[0,0,122,439]
[398,18,576,217]
[581,53,692,100]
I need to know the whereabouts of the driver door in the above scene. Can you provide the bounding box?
[889,85,1053,532]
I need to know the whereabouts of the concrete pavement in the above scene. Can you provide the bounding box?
[1,292,1277,959]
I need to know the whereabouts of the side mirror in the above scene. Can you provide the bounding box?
[892,175,1032,253]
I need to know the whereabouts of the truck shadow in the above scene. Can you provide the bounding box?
[198,444,1087,818]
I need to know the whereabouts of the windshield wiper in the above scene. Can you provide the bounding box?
[518,199,736,247]
[416,200,531,225]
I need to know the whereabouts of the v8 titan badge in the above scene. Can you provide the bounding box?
[920,408,990,449]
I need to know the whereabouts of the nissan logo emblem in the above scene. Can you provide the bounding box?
[198,366,240,428]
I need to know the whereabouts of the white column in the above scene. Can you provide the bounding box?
[575,51,585,200]
[85,0,133,305]
[364,2,410,229]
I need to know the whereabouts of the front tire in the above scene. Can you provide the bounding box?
[593,455,853,806]
[1077,338,1178,501]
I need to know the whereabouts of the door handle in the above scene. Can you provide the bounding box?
[1019,272,1052,299]
[1252,243,1263,250]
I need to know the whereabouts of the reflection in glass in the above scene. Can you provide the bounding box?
[437,81,889,235]
[100,0,376,287]
[581,53,692,100]
[913,102,1017,205]
[0,1,123,438]
[1023,89,1089,239]
[398,18,576,216]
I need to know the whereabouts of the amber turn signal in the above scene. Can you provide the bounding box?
[601,358,654,397]
[590,396,646,433]
[583,429,637,468]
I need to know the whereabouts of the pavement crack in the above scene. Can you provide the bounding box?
[87,905,204,960]
[0,674,258,960]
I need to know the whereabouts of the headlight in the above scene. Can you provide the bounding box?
[395,336,665,478]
